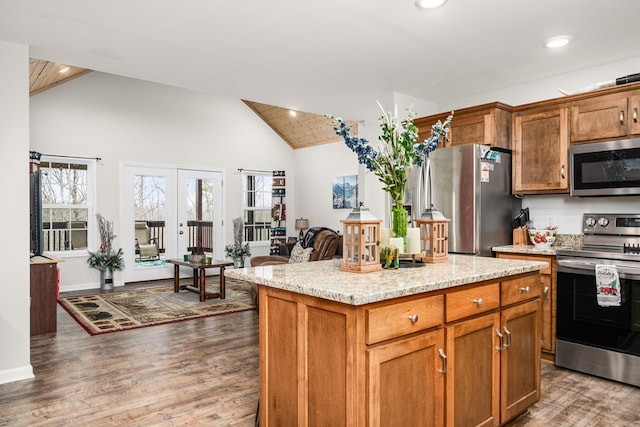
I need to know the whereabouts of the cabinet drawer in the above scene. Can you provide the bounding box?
[497,253,551,275]
[366,295,444,345]
[501,274,541,306]
[446,283,500,323]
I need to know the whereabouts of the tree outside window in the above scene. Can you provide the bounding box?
[243,172,272,242]
[40,158,94,252]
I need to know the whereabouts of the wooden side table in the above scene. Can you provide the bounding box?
[167,259,234,302]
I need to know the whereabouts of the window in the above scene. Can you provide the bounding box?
[40,157,95,254]
[242,172,272,243]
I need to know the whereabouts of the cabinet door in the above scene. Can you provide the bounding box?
[367,328,445,427]
[500,299,541,424]
[513,108,569,193]
[448,114,488,147]
[446,312,500,427]
[570,93,628,142]
[630,95,640,136]
[30,262,58,335]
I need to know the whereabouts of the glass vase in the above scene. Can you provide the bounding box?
[391,204,408,238]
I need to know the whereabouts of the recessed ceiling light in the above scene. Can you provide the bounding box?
[544,35,573,49]
[289,110,297,117]
[59,66,70,73]
[415,0,447,9]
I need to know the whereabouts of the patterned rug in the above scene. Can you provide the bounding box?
[59,277,257,335]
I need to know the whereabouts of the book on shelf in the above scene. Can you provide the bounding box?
[273,177,286,187]
[272,203,286,221]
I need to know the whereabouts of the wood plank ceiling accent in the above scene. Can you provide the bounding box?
[243,100,359,150]
[29,58,91,96]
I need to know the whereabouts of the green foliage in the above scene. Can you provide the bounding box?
[87,248,125,271]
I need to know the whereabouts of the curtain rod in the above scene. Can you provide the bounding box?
[42,153,102,162]
[236,168,274,174]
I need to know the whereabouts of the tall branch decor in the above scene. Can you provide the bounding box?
[327,103,453,239]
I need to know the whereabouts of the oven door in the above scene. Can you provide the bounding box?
[556,256,640,386]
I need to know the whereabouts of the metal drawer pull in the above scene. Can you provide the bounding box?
[503,326,512,349]
[408,314,419,324]
[495,329,504,351]
[561,164,565,179]
[634,107,638,123]
[620,110,625,125]
[544,286,549,302]
[473,298,483,307]
[519,286,530,293]
[438,348,447,374]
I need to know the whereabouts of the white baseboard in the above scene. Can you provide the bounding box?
[0,365,34,385]
[59,282,124,294]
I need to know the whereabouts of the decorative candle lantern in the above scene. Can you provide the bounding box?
[415,204,450,263]
[341,203,383,273]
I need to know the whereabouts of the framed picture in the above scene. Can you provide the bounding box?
[287,236,298,244]
[333,175,358,209]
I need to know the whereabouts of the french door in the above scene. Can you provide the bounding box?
[122,165,223,283]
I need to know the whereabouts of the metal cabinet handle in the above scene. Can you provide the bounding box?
[495,329,504,351]
[561,164,565,179]
[620,110,625,125]
[408,314,419,324]
[503,326,512,349]
[543,286,549,302]
[519,286,530,293]
[438,348,447,374]
[473,298,483,307]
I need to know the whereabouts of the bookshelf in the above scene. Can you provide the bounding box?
[270,171,286,255]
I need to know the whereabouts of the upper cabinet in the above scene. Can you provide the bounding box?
[414,102,513,149]
[512,107,569,194]
[570,90,640,143]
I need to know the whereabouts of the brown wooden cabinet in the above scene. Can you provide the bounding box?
[258,271,541,426]
[570,91,640,143]
[497,252,556,358]
[414,102,513,150]
[445,274,541,427]
[30,260,59,335]
[512,107,569,194]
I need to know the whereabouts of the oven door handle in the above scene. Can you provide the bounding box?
[557,258,640,279]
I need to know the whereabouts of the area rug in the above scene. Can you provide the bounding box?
[59,277,256,335]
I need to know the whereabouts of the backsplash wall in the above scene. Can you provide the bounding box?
[522,194,640,234]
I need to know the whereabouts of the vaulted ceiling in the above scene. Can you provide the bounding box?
[29,59,345,149]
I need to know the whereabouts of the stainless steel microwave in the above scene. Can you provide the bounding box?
[570,138,640,196]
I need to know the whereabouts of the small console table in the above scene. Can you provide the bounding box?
[167,259,234,302]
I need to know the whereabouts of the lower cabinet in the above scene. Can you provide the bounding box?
[367,329,445,426]
[497,252,556,357]
[30,261,59,335]
[258,272,541,426]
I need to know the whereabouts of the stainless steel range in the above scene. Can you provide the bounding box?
[555,213,640,387]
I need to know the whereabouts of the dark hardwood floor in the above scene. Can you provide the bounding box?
[1,283,639,426]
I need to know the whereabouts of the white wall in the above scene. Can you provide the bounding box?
[30,72,296,289]
[0,40,33,384]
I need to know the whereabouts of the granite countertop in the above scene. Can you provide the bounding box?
[493,234,583,256]
[225,254,547,306]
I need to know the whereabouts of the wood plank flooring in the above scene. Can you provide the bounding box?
[1,284,639,426]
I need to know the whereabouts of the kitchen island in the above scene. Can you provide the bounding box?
[226,254,547,426]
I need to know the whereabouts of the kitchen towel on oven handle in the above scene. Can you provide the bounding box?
[595,264,622,307]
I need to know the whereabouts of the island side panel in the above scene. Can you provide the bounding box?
[259,285,359,426]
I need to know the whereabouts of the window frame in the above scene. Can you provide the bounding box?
[39,156,97,258]
[241,171,272,246]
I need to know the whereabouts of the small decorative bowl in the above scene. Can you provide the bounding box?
[528,229,557,248]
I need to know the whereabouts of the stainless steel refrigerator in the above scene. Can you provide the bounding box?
[425,144,520,256]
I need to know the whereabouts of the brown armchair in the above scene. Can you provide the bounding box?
[249,228,340,267]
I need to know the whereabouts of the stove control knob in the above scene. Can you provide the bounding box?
[585,217,597,227]
[598,217,610,227]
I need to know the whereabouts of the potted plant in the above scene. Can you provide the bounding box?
[87,213,124,291]
[225,217,251,268]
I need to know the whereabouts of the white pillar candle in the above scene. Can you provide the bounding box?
[407,227,421,254]
[380,228,391,246]
[389,237,404,254]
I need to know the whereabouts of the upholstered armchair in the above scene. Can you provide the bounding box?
[249,227,340,267]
